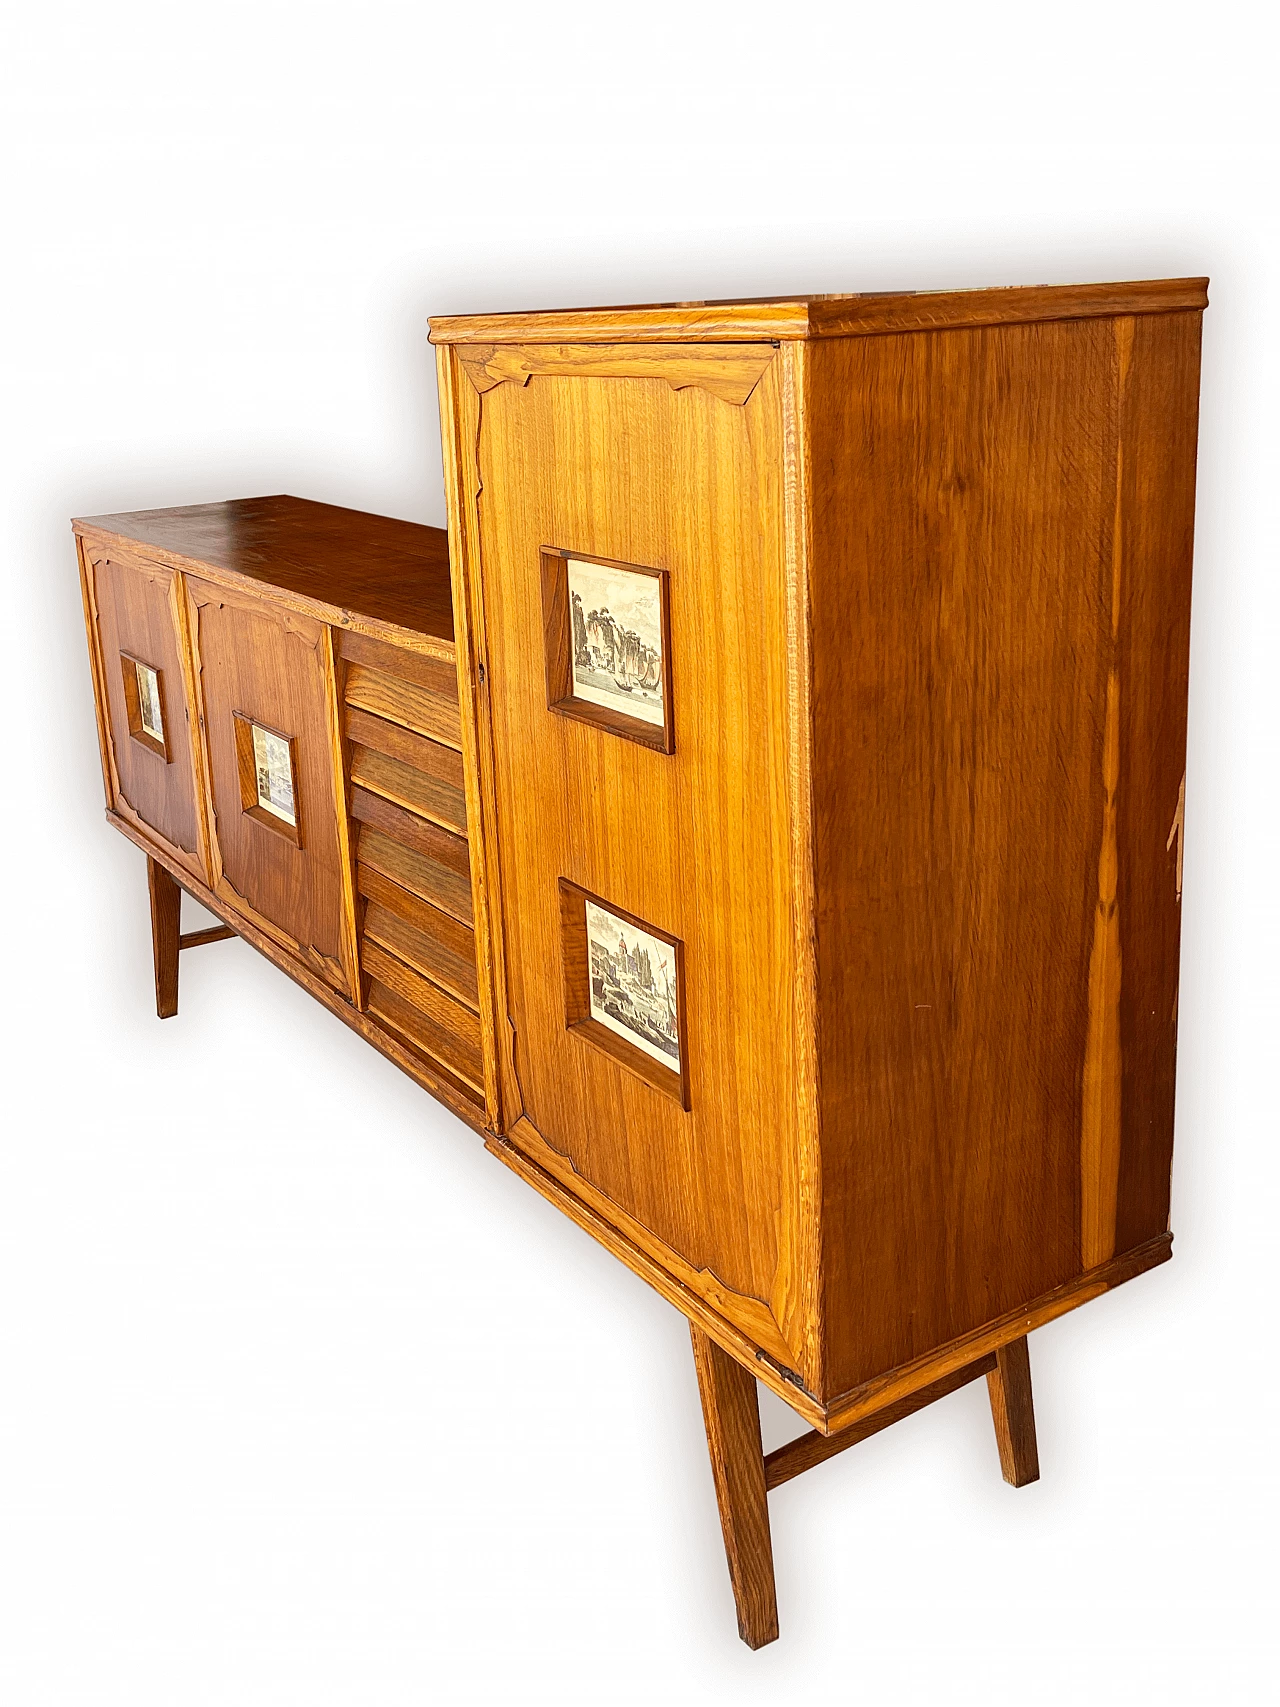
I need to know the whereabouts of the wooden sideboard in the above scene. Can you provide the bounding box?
[77,277,1207,1647]
[76,496,493,1127]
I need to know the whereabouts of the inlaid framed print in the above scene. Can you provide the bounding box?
[232,711,302,845]
[559,878,688,1107]
[119,651,170,761]
[541,548,674,753]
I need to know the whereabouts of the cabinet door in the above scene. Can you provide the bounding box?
[186,579,357,999]
[446,343,811,1373]
[80,541,208,882]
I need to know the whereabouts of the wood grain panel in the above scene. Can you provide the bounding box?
[806,313,1200,1397]
[345,707,465,791]
[363,900,479,1012]
[362,942,484,1089]
[459,351,811,1375]
[349,746,467,836]
[366,981,485,1105]
[185,577,353,996]
[356,862,476,964]
[344,662,462,748]
[337,627,459,700]
[1110,310,1201,1255]
[351,787,470,877]
[357,829,474,926]
[83,547,206,879]
[75,496,456,646]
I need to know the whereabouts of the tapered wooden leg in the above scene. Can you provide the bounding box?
[986,1335,1040,1487]
[689,1325,779,1649]
[147,856,181,1019]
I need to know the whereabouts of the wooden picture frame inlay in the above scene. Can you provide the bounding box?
[559,878,688,1108]
[119,651,171,762]
[232,711,303,847]
[541,548,674,753]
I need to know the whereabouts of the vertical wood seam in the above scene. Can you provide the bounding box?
[170,567,217,887]
[321,624,363,1006]
[436,344,509,1131]
[1081,315,1134,1268]
[778,340,825,1397]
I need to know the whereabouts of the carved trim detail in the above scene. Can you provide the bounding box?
[457,342,777,406]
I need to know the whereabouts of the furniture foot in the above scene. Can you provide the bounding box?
[147,856,182,1019]
[986,1335,1040,1487]
[689,1325,779,1649]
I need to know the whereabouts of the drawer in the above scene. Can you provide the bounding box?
[339,629,462,749]
[359,875,478,1011]
[364,938,484,1097]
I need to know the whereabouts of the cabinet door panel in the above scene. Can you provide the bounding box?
[84,545,206,880]
[186,578,355,998]
[458,352,811,1371]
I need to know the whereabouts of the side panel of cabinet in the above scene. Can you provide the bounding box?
[79,539,209,882]
[445,346,819,1381]
[808,313,1202,1398]
[185,577,357,1000]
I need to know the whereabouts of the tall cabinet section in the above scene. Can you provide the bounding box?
[431,279,1206,1434]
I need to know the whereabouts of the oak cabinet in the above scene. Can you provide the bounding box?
[76,277,1207,1648]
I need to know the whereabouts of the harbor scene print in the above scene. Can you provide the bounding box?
[567,557,664,728]
[586,900,680,1072]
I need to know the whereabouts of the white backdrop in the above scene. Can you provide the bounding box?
[2,4,1276,1702]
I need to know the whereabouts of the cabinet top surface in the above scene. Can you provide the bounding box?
[428,276,1208,345]
[73,495,454,646]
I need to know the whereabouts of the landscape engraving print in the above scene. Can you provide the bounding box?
[251,724,296,826]
[586,899,681,1071]
[135,661,164,743]
[567,558,664,728]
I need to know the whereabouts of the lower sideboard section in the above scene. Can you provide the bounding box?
[110,810,488,1135]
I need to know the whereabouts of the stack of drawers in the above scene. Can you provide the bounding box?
[340,630,484,1108]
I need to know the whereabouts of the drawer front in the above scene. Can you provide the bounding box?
[339,628,484,1110]
[82,544,206,880]
[185,578,355,997]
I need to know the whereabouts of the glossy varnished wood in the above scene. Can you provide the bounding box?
[806,309,1202,1403]
[689,1325,778,1650]
[75,496,455,648]
[115,814,488,1131]
[80,543,207,881]
[428,278,1207,347]
[442,338,816,1383]
[987,1336,1040,1487]
[147,856,182,1018]
[185,577,355,997]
